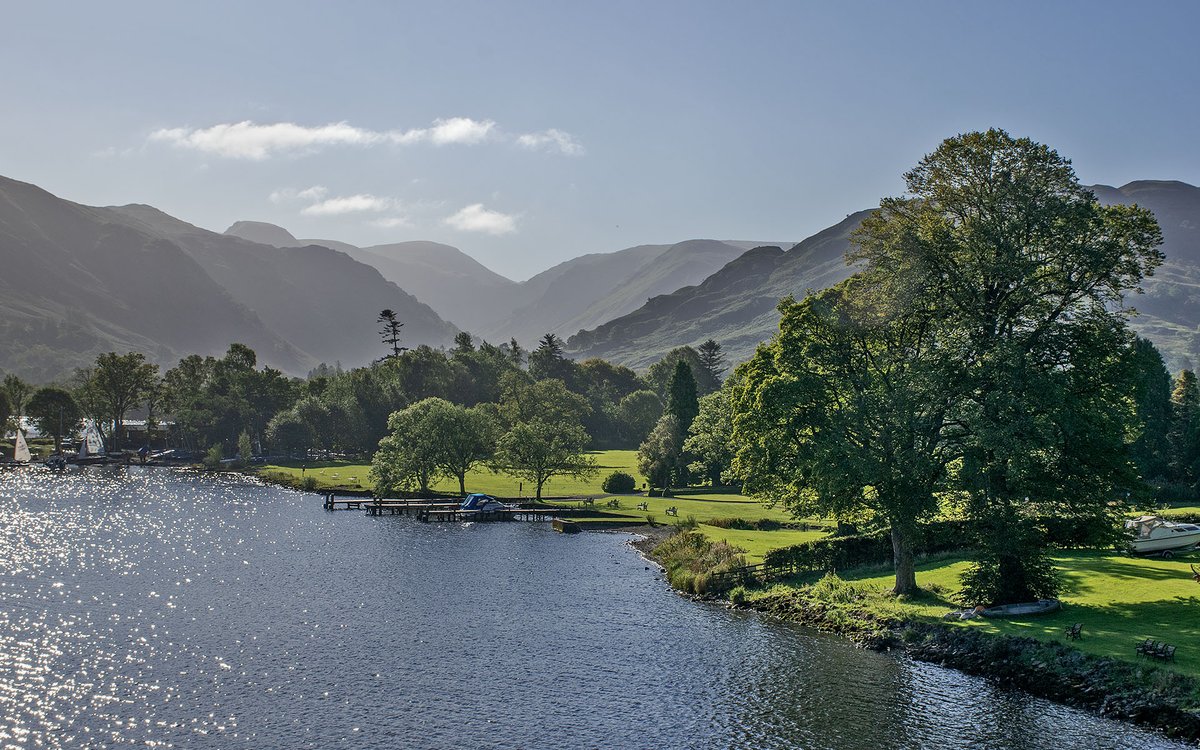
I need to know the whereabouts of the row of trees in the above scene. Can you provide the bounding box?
[2,321,730,477]
[730,129,1165,604]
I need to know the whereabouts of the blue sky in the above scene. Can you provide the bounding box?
[2,1,1197,279]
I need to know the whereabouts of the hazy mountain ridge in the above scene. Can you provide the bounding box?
[0,177,459,380]
[0,176,306,380]
[1089,181,1200,369]
[567,211,872,368]
[224,223,751,347]
[566,184,1200,372]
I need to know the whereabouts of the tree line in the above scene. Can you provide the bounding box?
[0,325,734,493]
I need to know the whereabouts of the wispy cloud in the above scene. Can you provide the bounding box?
[148,118,577,159]
[301,193,395,216]
[443,204,517,235]
[269,185,328,204]
[370,216,413,229]
[516,128,585,156]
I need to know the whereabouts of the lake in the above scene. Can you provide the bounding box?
[0,467,1186,749]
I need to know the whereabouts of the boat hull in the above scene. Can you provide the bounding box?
[1129,533,1200,553]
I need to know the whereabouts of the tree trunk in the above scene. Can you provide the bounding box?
[891,525,917,595]
[536,476,545,502]
[458,472,466,495]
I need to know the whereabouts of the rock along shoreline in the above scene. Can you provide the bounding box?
[731,586,1200,743]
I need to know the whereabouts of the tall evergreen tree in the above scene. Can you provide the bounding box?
[697,339,726,383]
[377,309,408,358]
[666,359,699,433]
[1128,337,1172,482]
[1169,370,1200,486]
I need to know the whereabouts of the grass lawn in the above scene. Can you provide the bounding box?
[259,449,648,497]
[697,526,829,563]
[755,548,1200,675]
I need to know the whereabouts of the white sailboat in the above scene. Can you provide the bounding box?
[74,421,108,464]
[13,430,31,464]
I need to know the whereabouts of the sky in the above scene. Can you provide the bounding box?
[2,1,1198,280]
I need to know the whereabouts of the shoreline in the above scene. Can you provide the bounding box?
[695,570,1200,743]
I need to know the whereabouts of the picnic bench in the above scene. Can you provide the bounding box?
[1065,623,1082,640]
[665,506,678,517]
[636,501,648,511]
[1136,639,1177,661]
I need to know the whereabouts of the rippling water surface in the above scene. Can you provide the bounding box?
[0,467,1187,748]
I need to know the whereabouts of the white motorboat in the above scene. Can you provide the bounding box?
[1125,515,1200,555]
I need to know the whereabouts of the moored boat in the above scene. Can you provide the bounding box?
[1125,515,1200,555]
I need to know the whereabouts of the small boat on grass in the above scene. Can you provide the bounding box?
[980,599,1061,618]
[1125,515,1200,556]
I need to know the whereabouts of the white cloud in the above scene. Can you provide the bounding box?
[148,118,580,159]
[391,117,496,146]
[371,216,413,229]
[269,185,328,204]
[301,193,395,216]
[516,128,585,156]
[150,117,498,159]
[149,121,378,159]
[443,204,517,235]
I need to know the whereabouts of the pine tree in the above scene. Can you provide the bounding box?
[1169,370,1200,485]
[377,309,407,358]
[666,359,699,433]
[697,339,726,383]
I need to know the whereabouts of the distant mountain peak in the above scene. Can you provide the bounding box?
[224,220,300,247]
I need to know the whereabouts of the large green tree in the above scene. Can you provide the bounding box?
[733,281,953,594]
[77,352,159,451]
[3,374,31,424]
[26,387,80,454]
[427,400,500,494]
[850,129,1163,603]
[684,387,735,487]
[492,420,596,501]
[638,414,683,491]
[371,399,446,493]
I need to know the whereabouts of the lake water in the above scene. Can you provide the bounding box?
[0,467,1187,749]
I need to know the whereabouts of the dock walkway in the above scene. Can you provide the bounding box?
[321,493,560,523]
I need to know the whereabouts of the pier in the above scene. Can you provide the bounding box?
[321,493,561,522]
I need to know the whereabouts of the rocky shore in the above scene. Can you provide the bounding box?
[744,587,1200,743]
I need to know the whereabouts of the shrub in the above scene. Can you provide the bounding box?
[728,585,748,605]
[300,476,318,492]
[705,517,783,531]
[602,471,637,493]
[201,444,223,471]
[653,531,746,596]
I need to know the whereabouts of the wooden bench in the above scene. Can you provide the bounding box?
[665,506,678,517]
[636,501,648,511]
[1065,623,1082,640]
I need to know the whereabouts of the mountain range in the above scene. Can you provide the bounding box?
[2,173,1198,382]
[0,176,457,381]
[223,222,757,345]
[567,181,1200,372]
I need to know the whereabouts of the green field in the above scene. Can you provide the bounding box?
[261,449,646,497]
[753,549,1200,675]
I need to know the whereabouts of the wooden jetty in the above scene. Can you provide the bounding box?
[321,493,561,523]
